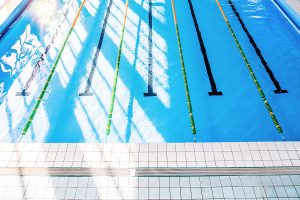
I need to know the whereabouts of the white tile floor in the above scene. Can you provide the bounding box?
[0,142,299,199]
[0,142,299,168]
[0,175,300,199]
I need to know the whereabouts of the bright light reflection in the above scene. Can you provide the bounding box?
[85,0,100,17]
[32,0,57,26]
[31,104,50,142]
[129,99,164,142]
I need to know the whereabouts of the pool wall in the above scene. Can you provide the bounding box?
[273,0,300,30]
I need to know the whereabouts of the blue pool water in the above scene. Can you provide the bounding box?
[0,0,299,143]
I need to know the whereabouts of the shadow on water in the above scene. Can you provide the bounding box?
[125,0,145,142]
[44,0,109,142]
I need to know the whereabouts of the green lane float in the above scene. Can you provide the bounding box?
[106,0,129,136]
[215,0,284,138]
[171,0,197,141]
[22,0,87,135]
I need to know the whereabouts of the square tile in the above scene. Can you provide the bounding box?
[264,186,278,198]
[179,177,190,188]
[65,187,76,199]
[230,143,241,151]
[181,188,191,199]
[212,187,223,199]
[149,177,160,187]
[86,188,97,199]
[199,177,211,187]
[222,187,234,198]
[191,187,202,199]
[285,186,299,198]
[202,143,213,151]
[185,152,195,162]
[189,177,200,188]
[159,177,169,188]
[157,144,167,152]
[159,187,170,199]
[233,187,245,198]
[230,176,241,187]
[75,188,87,199]
[68,177,78,188]
[210,176,221,187]
[149,188,159,199]
[185,143,194,152]
[214,152,224,161]
[170,188,181,199]
[176,152,186,162]
[167,144,176,152]
[204,152,214,161]
[202,187,213,199]
[243,186,256,198]
[290,175,300,185]
[167,152,176,161]
[149,144,158,152]
[269,151,281,160]
[169,177,180,188]
[176,143,185,152]
[195,152,205,161]
[193,143,204,151]
[139,177,148,188]
[138,187,148,199]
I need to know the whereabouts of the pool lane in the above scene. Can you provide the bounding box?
[227,0,287,94]
[21,0,87,136]
[16,5,71,96]
[215,0,284,136]
[187,0,223,96]
[0,0,74,142]
[176,0,284,142]
[102,0,194,142]
[1,0,300,143]
[224,0,300,141]
[43,0,116,143]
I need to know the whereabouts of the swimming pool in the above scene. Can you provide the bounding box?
[0,0,299,143]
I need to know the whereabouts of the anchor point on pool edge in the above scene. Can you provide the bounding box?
[144,92,157,97]
[274,89,288,94]
[208,91,223,96]
[79,92,93,96]
[16,90,30,96]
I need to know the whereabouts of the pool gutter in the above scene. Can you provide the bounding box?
[272,0,300,31]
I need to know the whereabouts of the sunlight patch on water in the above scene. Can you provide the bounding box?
[32,0,57,26]
[31,104,50,142]
[85,0,101,17]
[129,99,164,142]
[74,98,98,142]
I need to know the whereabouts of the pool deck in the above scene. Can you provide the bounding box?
[0,142,300,169]
[0,142,300,199]
[286,0,300,15]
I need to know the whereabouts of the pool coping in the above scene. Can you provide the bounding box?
[1,166,300,177]
[0,142,299,171]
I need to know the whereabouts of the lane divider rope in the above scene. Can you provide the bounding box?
[171,0,197,141]
[22,0,87,135]
[106,0,129,136]
[215,0,284,138]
